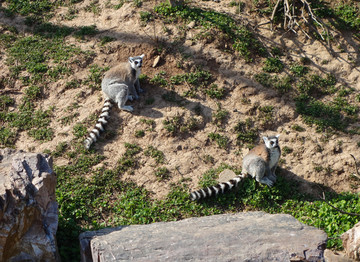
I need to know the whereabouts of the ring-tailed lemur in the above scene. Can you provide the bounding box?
[84,54,145,149]
[190,135,281,201]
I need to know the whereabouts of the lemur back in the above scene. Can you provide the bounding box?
[84,54,145,149]
[190,135,281,201]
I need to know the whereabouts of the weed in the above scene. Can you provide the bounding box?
[282,146,293,156]
[262,57,284,73]
[290,64,309,77]
[75,25,98,39]
[154,3,265,62]
[0,127,17,147]
[291,124,305,132]
[212,104,229,126]
[163,115,199,136]
[85,64,109,90]
[204,84,226,99]
[254,73,291,94]
[234,118,258,146]
[73,123,88,139]
[100,36,116,46]
[154,167,170,181]
[208,132,229,149]
[133,0,142,8]
[144,145,165,164]
[135,130,145,138]
[150,72,168,87]
[140,11,153,23]
[0,95,14,111]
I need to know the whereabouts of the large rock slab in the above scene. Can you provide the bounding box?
[341,221,360,260]
[0,149,60,262]
[80,211,327,262]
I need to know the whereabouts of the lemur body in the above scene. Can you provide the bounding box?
[84,54,145,149]
[190,135,280,201]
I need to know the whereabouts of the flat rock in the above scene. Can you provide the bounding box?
[80,211,327,262]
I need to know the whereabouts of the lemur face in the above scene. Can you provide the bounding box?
[129,54,144,70]
[263,134,280,149]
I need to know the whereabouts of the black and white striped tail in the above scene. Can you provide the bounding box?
[190,175,245,201]
[84,98,113,149]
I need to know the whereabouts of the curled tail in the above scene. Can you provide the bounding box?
[190,174,246,201]
[84,98,113,149]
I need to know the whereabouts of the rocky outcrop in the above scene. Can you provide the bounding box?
[80,211,327,262]
[341,221,360,261]
[0,149,60,262]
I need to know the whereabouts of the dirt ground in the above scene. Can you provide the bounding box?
[3,0,360,199]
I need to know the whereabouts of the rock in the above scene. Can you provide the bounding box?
[187,21,196,29]
[152,55,161,68]
[0,148,60,262]
[79,211,327,262]
[341,221,360,260]
[324,249,354,262]
[218,169,237,183]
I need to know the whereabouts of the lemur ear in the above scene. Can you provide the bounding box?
[129,57,134,62]
[140,54,145,59]
[262,136,268,143]
[276,134,280,139]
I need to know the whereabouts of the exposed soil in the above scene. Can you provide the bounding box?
[2,0,360,199]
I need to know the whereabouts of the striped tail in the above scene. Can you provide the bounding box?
[190,174,245,201]
[84,98,113,149]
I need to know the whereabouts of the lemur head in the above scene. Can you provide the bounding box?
[129,54,145,70]
[263,134,280,149]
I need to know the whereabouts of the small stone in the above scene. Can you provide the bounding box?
[187,21,196,29]
[152,55,161,68]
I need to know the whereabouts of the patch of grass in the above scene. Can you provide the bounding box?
[154,3,265,62]
[0,95,15,111]
[234,118,258,147]
[144,145,165,164]
[73,123,88,139]
[150,71,168,87]
[212,104,229,126]
[99,36,116,46]
[295,95,346,132]
[154,167,170,181]
[134,130,145,138]
[208,132,229,150]
[5,0,54,16]
[204,84,226,99]
[282,146,293,156]
[254,73,291,94]
[0,127,17,148]
[140,11,153,23]
[291,124,305,132]
[262,57,284,73]
[85,64,109,90]
[75,25,98,39]
[290,64,309,77]
[163,115,199,136]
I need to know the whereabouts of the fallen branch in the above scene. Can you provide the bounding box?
[270,0,330,41]
[320,192,360,217]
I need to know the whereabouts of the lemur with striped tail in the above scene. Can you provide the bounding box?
[190,135,281,201]
[84,54,145,149]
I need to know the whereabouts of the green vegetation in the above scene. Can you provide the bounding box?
[162,115,199,136]
[154,3,266,61]
[208,132,229,149]
[234,118,258,147]
[262,57,284,73]
[1,1,359,261]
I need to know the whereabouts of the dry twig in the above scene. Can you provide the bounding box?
[350,154,360,180]
[270,0,330,41]
[320,192,360,217]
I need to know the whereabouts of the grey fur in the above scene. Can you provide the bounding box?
[84,54,145,149]
[190,135,281,201]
